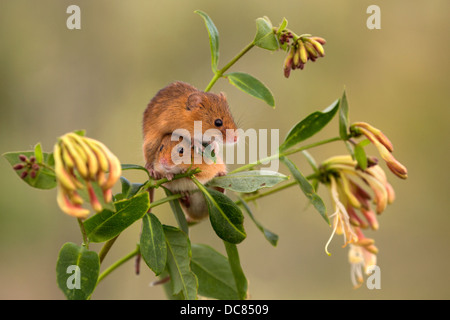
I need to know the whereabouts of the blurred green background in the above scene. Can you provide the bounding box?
[1,0,449,299]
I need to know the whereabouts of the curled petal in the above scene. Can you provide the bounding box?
[347,205,368,228]
[361,172,388,214]
[54,144,77,191]
[385,182,395,204]
[69,133,99,180]
[94,142,121,190]
[60,136,89,179]
[87,182,103,212]
[352,122,393,152]
[339,173,361,209]
[103,188,113,203]
[361,208,379,230]
[57,187,89,218]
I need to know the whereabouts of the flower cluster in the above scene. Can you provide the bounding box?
[54,132,121,218]
[350,122,408,179]
[283,36,326,77]
[13,154,40,179]
[320,154,401,288]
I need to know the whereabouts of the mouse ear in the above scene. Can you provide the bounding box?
[186,92,204,111]
[219,92,227,100]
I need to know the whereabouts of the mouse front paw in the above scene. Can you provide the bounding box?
[166,172,175,181]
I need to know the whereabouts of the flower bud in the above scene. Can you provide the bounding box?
[19,155,28,162]
[13,163,25,170]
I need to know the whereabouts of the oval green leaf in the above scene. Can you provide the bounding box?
[281,157,329,225]
[280,99,340,152]
[253,17,278,51]
[205,188,246,244]
[207,170,287,193]
[164,225,198,300]
[195,10,219,72]
[140,213,167,276]
[191,244,239,300]
[3,151,56,189]
[227,72,275,107]
[56,242,100,300]
[84,192,150,243]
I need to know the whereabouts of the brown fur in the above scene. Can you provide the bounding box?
[142,81,238,177]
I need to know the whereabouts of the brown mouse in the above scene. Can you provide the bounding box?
[154,134,226,221]
[143,81,238,178]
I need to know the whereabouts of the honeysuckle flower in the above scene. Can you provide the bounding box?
[350,122,408,179]
[54,132,121,218]
[348,244,377,289]
[319,154,398,287]
[283,35,326,77]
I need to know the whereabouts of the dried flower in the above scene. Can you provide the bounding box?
[54,132,121,218]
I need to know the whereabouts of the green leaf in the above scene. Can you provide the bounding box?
[56,242,100,300]
[115,176,144,200]
[164,225,198,300]
[34,143,43,164]
[164,188,189,235]
[223,241,248,300]
[253,17,279,51]
[339,90,349,139]
[281,157,329,225]
[140,213,167,276]
[192,177,246,244]
[3,151,57,189]
[227,72,275,107]
[280,99,340,152]
[84,192,150,243]
[354,143,368,170]
[277,17,288,35]
[205,188,246,244]
[207,170,287,193]
[195,10,219,72]
[191,244,239,300]
[238,196,278,246]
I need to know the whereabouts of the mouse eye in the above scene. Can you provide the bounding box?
[177,147,184,155]
[214,119,223,127]
[159,145,164,152]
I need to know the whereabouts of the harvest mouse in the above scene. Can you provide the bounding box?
[154,134,226,221]
[142,81,238,178]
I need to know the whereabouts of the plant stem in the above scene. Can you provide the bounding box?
[77,218,89,249]
[149,193,183,208]
[223,241,247,300]
[230,136,342,174]
[98,235,119,263]
[97,244,140,284]
[205,41,255,92]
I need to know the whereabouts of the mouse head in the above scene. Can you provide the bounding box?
[186,91,239,145]
[154,135,193,176]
